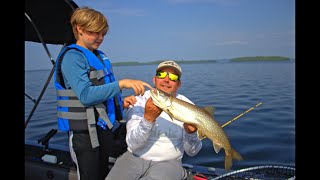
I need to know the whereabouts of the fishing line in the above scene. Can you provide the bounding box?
[221,102,262,128]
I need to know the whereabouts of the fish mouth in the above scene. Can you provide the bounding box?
[150,88,158,96]
[150,88,161,107]
[149,88,158,100]
[151,88,170,99]
[150,88,169,107]
[152,87,169,95]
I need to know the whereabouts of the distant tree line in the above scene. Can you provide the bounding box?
[112,56,291,66]
[230,56,290,62]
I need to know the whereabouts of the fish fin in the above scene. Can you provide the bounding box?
[197,130,207,140]
[202,106,215,117]
[213,143,221,153]
[231,148,243,161]
[225,153,232,171]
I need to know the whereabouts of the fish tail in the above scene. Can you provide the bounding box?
[225,149,243,171]
[231,148,243,161]
[225,153,232,171]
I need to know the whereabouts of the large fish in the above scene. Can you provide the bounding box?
[150,88,243,171]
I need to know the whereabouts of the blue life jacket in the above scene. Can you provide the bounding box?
[54,44,123,148]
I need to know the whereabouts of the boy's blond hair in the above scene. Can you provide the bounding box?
[70,7,109,40]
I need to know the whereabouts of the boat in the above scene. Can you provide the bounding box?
[24,0,295,179]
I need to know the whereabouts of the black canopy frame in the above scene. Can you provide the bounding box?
[24,0,78,128]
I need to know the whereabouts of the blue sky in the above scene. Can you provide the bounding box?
[25,0,295,70]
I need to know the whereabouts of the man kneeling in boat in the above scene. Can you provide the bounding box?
[106,61,202,180]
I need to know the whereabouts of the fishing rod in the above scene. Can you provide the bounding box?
[197,102,262,140]
[221,102,263,128]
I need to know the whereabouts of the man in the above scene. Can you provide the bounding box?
[106,60,202,180]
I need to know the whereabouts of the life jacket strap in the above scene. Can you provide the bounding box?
[94,103,114,129]
[89,68,111,80]
[56,89,76,97]
[56,89,114,148]
[57,100,85,107]
[87,106,99,148]
[57,111,87,119]
[86,103,114,148]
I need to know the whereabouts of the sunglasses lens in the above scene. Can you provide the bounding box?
[156,72,167,78]
[156,71,179,81]
[168,73,179,81]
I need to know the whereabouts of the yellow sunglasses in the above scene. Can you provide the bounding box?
[156,71,180,81]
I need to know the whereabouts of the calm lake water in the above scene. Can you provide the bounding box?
[25,61,295,170]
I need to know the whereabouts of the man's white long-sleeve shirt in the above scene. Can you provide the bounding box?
[125,90,202,161]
